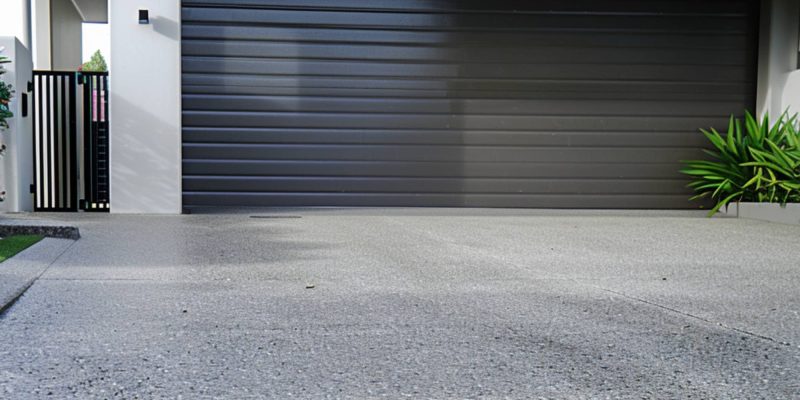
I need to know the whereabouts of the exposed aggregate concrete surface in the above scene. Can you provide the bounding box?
[0,209,798,399]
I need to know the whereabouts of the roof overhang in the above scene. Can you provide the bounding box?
[70,0,108,23]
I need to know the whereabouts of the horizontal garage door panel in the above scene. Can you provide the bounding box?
[183,144,704,164]
[182,75,752,92]
[183,26,749,50]
[183,0,752,13]
[182,161,700,180]
[183,128,712,147]
[182,41,749,66]
[183,193,695,209]
[184,177,689,195]
[183,59,750,82]
[182,96,743,117]
[182,8,749,32]
[183,84,753,103]
[184,113,732,131]
[181,0,758,209]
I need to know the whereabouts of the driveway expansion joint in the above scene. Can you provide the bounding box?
[381,215,797,350]
[592,286,792,348]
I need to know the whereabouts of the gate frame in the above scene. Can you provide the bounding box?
[79,72,111,212]
[31,71,78,212]
[31,70,110,212]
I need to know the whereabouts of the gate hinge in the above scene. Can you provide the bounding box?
[29,184,35,194]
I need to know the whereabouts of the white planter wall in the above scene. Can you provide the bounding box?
[0,37,34,213]
[722,202,800,226]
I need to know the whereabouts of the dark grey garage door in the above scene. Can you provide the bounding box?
[181,0,759,209]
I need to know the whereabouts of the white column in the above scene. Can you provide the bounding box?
[50,0,83,70]
[31,0,52,70]
[109,0,182,214]
[756,0,800,120]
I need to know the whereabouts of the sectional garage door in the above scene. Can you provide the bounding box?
[181,0,759,209]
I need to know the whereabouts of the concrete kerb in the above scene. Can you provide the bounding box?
[0,237,76,315]
[0,225,80,240]
[0,217,81,240]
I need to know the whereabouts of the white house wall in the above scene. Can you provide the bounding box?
[0,1,31,48]
[50,0,83,70]
[109,0,182,214]
[757,0,800,119]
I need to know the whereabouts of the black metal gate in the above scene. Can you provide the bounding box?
[32,72,78,211]
[32,71,110,212]
[80,73,110,212]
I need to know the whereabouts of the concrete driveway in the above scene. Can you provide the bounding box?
[0,209,798,399]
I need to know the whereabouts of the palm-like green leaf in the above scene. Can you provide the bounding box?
[682,111,800,216]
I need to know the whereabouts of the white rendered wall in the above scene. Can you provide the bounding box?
[0,1,31,48]
[757,0,800,120]
[109,0,182,214]
[31,0,51,69]
[50,0,83,70]
[0,37,34,212]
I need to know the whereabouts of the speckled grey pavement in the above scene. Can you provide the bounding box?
[0,209,798,399]
[0,238,75,313]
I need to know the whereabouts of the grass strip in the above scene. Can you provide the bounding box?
[0,235,44,263]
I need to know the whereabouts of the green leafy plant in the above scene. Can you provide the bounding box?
[79,50,108,72]
[0,51,13,129]
[682,111,800,216]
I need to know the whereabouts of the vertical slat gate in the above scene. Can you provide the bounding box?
[31,71,110,212]
[81,72,110,211]
[32,72,78,212]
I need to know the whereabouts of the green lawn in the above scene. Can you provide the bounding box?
[0,235,44,263]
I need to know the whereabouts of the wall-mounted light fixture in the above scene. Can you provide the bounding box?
[138,9,150,24]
